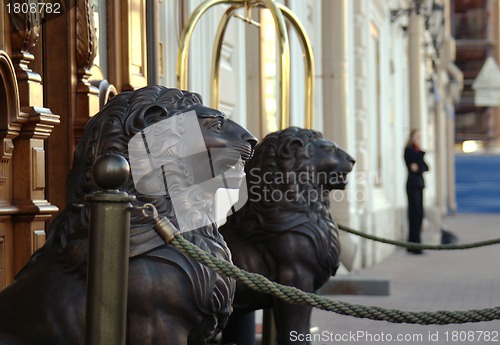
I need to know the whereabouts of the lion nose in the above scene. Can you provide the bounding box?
[244,132,258,151]
[347,154,356,165]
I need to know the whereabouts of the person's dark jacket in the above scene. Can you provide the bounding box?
[404,145,429,189]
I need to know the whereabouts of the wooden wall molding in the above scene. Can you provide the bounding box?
[0,51,21,188]
[8,10,59,213]
[6,9,59,274]
[0,50,20,288]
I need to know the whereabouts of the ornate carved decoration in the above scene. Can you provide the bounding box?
[8,2,40,52]
[89,65,118,110]
[76,0,97,79]
[91,78,118,109]
[8,0,41,88]
[75,0,99,143]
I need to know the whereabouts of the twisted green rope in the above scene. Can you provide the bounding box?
[171,233,500,325]
[144,204,500,326]
[338,224,500,250]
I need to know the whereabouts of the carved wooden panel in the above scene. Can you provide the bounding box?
[13,139,55,208]
[32,229,46,251]
[0,218,14,290]
[89,65,118,109]
[32,147,45,191]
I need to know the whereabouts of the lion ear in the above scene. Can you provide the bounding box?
[277,138,303,158]
[124,105,168,136]
[140,105,169,128]
[306,142,315,158]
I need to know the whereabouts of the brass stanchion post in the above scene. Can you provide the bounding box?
[84,154,136,345]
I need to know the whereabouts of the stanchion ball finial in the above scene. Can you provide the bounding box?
[93,154,130,190]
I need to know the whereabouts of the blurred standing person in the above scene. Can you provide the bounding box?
[404,129,429,254]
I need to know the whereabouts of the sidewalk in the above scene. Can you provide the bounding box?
[310,214,500,345]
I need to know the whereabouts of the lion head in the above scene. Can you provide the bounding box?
[37,85,256,272]
[245,127,354,213]
[223,126,354,240]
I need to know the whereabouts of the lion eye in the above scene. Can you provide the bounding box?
[210,121,222,131]
[321,144,335,152]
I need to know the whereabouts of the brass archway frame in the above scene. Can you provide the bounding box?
[176,0,314,129]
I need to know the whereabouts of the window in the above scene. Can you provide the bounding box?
[370,22,382,185]
[92,0,107,77]
[260,9,279,134]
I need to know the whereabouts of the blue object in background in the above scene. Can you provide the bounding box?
[455,154,500,213]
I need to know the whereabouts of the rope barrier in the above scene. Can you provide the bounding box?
[338,224,500,250]
[170,233,500,325]
[141,205,500,325]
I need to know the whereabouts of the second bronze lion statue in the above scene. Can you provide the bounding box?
[220,127,355,345]
[0,86,257,345]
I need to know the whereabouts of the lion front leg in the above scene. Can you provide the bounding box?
[270,266,315,345]
[272,299,313,345]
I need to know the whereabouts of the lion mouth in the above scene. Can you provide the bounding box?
[234,143,254,162]
[332,171,349,182]
[330,171,350,189]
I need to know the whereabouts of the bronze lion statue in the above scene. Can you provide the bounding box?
[0,86,256,345]
[220,127,355,345]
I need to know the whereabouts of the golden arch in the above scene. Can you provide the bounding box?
[176,0,314,129]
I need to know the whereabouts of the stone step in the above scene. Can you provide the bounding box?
[317,275,390,296]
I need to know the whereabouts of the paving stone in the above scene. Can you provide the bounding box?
[309,214,500,345]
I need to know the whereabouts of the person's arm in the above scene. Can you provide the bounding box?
[420,152,429,172]
[404,147,419,172]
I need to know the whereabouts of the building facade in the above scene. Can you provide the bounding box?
[0,0,461,289]
[452,0,500,152]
